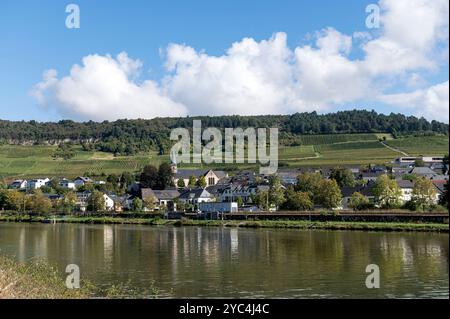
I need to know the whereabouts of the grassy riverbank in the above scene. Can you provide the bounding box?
[0,255,161,299]
[0,214,447,233]
[0,256,89,299]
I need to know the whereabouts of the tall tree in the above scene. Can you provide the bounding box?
[296,172,323,203]
[269,176,285,209]
[254,189,269,211]
[132,197,143,212]
[188,176,196,188]
[196,176,207,188]
[140,165,158,189]
[177,178,186,188]
[317,179,342,209]
[27,190,52,215]
[373,175,402,208]
[330,167,356,187]
[4,190,25,211]
[87,191,105,212]
[412,177,437,210]
[62,191,77,214]
[349,192,370,211]
[282,187,313,211]
[157,162,174,190]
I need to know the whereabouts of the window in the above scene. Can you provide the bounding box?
[208,177,215,185]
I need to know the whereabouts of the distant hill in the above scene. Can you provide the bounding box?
[0,110,448,155]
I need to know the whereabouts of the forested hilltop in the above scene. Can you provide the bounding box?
[0,110,448,155]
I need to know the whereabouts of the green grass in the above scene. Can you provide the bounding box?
[0,134,448,179]
[385,136,449,156]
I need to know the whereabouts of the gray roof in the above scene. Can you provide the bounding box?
[341,182,375,197]
[430,175,449,181]
[205,184,228,196]
[179,188,212,200]
[74,176,93,182]
[152,189,180,200]
[432,181,447,194]
[410,167,437,176]
[141,188,180,201]
[360,171,385,178]
[174,169,227,179]
[396,180,415,189]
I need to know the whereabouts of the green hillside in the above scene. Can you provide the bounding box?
[384,136,450,156]
[0,134,448,180]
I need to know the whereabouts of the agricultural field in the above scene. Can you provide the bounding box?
[0,134,448,180]
[0,145,166,179]
[298,133,382,145]
[384,135,449,156]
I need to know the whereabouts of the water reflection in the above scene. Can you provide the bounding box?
[0,223,448,298]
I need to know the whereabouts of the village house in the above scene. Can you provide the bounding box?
[396,180,415,203]
[59,178,76,190]
[74,176,93,188]
[395,156,445,166]
[178,188,214,206]
[432,180,447,203]
[103,194,115,211]
[27,178,50,189]
[341,182,376,210]
[359,171,385,182]
[219,184,270,203]
[140,188,180,211]
[277,169,301,185]
[409,167,438,179]
[73,191,114,212]
[75,191,91,212]
[9,179,27,189]
[171,164,228,188]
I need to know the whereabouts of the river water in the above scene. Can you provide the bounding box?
[0,223,448,298]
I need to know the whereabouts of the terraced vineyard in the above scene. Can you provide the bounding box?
[0,134,448,179]
[0,145,167,179]
[385,135,449,156]
[299,133,381,145]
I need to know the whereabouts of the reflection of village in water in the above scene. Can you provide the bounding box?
[4,223,449,298]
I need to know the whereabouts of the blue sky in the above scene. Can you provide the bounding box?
[0,0,448,122]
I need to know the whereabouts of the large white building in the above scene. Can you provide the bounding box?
[27,178,50,189]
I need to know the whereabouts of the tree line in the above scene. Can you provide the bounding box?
[1,110,447,155]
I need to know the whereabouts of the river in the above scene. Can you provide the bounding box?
[0,223,448,298]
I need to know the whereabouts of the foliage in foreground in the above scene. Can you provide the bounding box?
[0,255,161,299]
[0,256,87,299]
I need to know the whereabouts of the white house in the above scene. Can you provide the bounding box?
[9,179,27,189]
[59,179,76,190]
[178,188,214,205]
[396,180,414,203]
[103,194,115,211]
[27,178,50,189]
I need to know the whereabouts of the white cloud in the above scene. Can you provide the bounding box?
[379,81,449,123]
[362,0,449,75]
[31,53,187,121]
[31,0,448,121]
[164,32,299,116]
